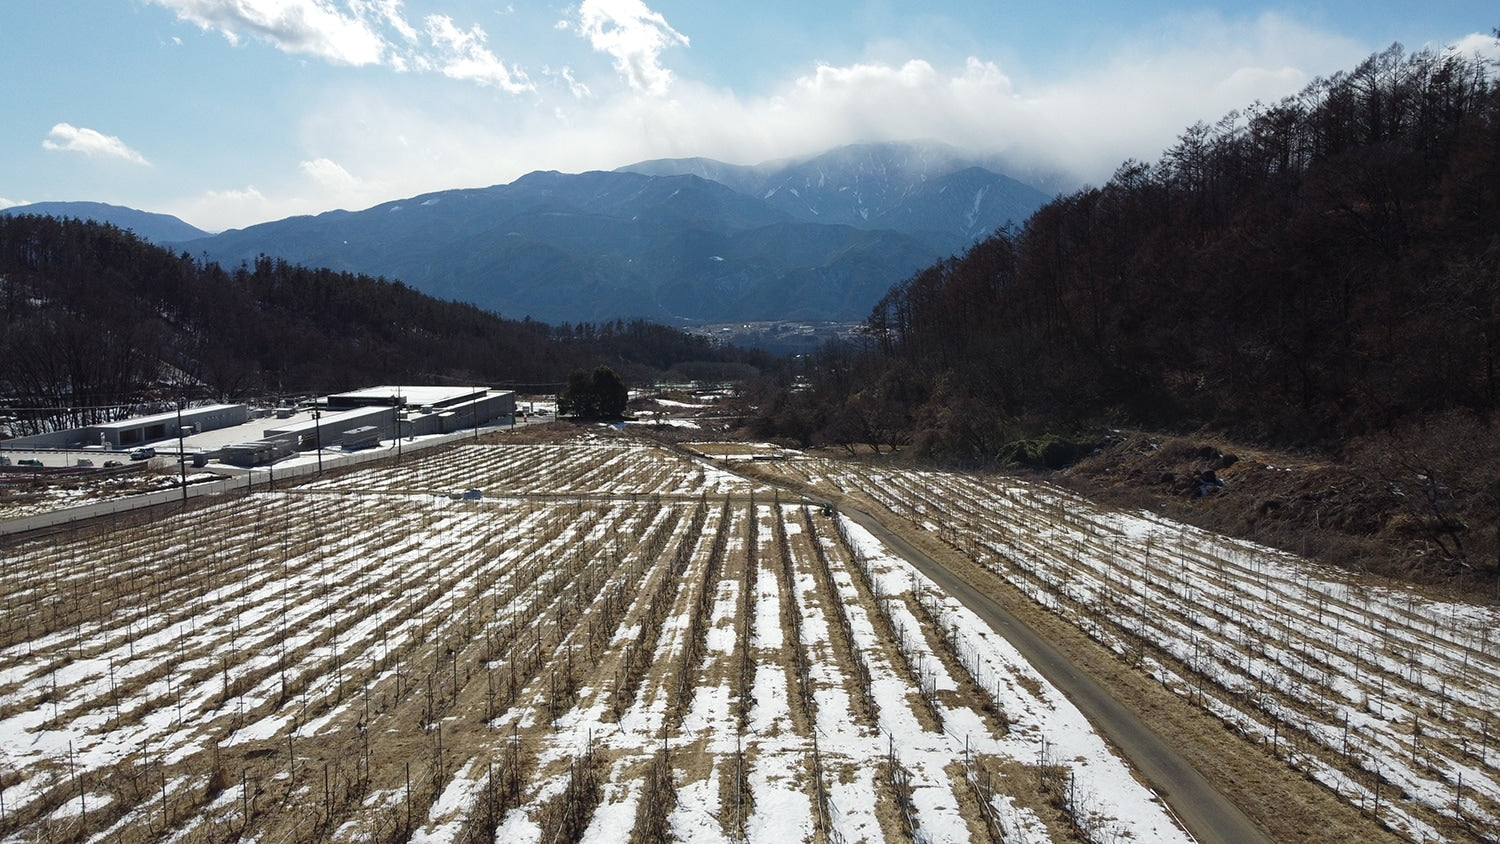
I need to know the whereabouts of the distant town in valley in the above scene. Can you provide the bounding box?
[690,321,866,355]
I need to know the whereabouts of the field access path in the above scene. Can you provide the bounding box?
[714,444,1412,844]
[835,503,1272,844]
[712,445,1270,843]
[730,445,1468,844]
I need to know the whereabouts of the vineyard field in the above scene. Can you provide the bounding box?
[747,448,1500,843]
[0,436,1189,843]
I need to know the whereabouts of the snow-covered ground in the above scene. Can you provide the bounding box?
[762,453,1500,842]
[0,438,1193,842]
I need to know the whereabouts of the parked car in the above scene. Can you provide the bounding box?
[129,447,156,460]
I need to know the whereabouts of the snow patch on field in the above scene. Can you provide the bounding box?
[840,515,1196,843]
[20,439,1457,842]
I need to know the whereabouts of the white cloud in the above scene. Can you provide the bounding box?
[572,0,688,94]
[370,0,418,44]
[153,0,388,66]
[300,157,360,190]
[173,185,270,232]
[176,11,1381,230]
[206,185,267,204]
[422,15,531,92]
[615,11,1362,185]
[175,180,385,233]
[1448,31,1500,63]
[42,123,151,165]
[555,66,592,99]
[152,0,535,92]
[0,197,20,210]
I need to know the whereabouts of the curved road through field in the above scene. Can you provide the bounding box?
[837,503,1274,844]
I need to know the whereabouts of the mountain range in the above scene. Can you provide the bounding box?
[0,201,211,244]
[4,142,1053,324]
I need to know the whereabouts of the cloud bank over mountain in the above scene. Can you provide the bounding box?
[5,1,1493,231]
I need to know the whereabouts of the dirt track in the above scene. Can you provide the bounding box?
[729,451,1412,844]
[838,503,1273,844]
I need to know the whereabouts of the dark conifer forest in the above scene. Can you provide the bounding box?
[752,43,1500,455]
[0,214,766,431]
[746,43,1500,584]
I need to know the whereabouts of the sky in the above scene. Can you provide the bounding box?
[2,2,1495,232]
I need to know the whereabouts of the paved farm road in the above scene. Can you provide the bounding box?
[839,504,1275,844]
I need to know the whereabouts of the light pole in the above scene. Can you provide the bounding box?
[176,399,188,503]
[394,386,404,459]
[314,404,323,475]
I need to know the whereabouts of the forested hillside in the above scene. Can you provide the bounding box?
[749,42,1500,584]
[0,214,764,432]
[755,43,1499,450]
[0,201,210,244]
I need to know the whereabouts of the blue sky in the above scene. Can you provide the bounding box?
[2,2,1495,231]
